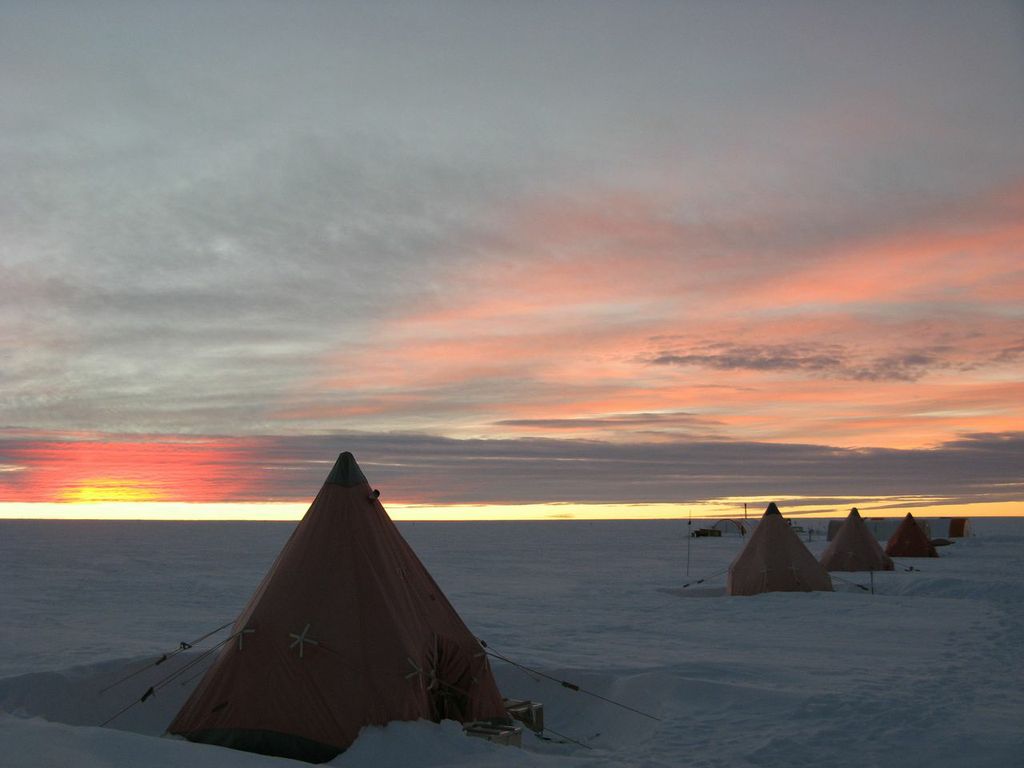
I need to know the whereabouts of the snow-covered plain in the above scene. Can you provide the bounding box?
[1,517,1022,767]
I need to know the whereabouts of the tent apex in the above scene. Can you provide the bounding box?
[764,502,781,516]
[325,452,368,487]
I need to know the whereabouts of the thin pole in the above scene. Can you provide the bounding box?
[686,510,692,577]
[870,569,875,595]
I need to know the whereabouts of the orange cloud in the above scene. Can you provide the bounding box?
[740,182,1024,308]
[0,436,257,503]
[272,178,1024,451]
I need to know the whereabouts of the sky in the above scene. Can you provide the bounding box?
[2,1,1022,519]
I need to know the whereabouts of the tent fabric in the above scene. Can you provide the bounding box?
[726,503,833,595]
[825,520,845,542]
[828,516,931,542]
[947,518,970,538]
[818,508,894,572]
[884,513,939,558]
[167,452,507,762]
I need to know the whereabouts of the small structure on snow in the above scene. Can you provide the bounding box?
[167,452,509,762]
[818,507,894,572]
[691,527,721,538]
[884,513,939,558]
[711,518,752,536]
[826,516,934,543]
[726,502,833,596]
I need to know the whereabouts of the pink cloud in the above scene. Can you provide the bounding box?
[272,178,1023,450]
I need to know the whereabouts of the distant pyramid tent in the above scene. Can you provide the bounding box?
[884,512,939,558]
[818,508,894,572]
[167,452,507,762]
[726,503,833,596]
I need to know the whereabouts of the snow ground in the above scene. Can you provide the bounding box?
[1,518,1022,767]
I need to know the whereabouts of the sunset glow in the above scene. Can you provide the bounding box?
[0,438,258,505]
[1,2,1021,520]
[60,481,164,504]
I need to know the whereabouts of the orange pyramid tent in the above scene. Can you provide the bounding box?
[884,512,938,558]
[726,502,833,595]
[819,507,894,572]
[168,452,507,762]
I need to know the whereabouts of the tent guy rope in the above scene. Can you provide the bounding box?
[99,628,244,727]
[479,641,662,722]
[678,566,730,589]
[97,620,234,695]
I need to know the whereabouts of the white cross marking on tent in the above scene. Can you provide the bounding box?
[237,628,256,650]
[288,624,319,658]
[405,657,423,682]
[405,656,438,690]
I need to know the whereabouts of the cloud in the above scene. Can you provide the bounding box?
[1,2,1021,459]
[2,429,1021,509]
[653,345,845,374]
[492,411,722,440]
[650,343,949,382]
[994,340,1024,364]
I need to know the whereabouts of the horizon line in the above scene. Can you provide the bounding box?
[2,499,1022,522]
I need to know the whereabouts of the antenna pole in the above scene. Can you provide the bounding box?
[686,510,692,577]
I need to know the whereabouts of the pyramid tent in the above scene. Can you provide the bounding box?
[818,508,894,572]
[726,503,833,595]
[884,512,939,558]
[168,452,507,762]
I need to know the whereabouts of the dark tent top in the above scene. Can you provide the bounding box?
[325,451,368,487]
